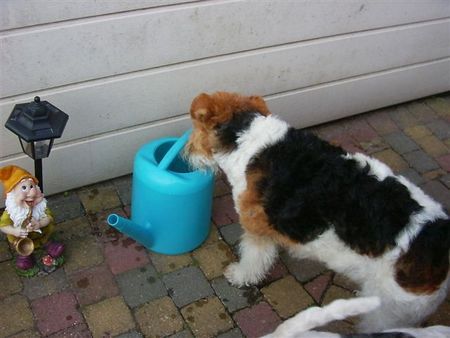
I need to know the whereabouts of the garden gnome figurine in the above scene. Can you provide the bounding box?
[0,165,64,276]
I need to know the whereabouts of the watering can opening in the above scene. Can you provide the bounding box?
[154,141,191,173]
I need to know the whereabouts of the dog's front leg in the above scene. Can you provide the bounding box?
[225,232,277,287]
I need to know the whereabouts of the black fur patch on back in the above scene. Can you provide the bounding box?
[215,111,258,151]
[248,128,423,256]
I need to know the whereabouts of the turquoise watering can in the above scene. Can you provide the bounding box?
[107,129,214,255]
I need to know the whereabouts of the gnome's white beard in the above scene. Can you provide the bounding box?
[5,192,47,228]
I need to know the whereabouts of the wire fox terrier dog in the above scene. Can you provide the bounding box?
[185,92,450,332]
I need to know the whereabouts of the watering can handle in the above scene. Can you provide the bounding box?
[158,129,192,170]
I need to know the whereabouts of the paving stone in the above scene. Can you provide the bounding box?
[220,223,243,247]
[69,264,119,306]
[383,132,419,154]
[325,131,364,155]
[425,96,450,118]
[423,168,447,181]
[162,266,214,307]
[202,225,221,247]
[217,328,244,338]
[149,251,192,274]
[437,153,450,172]
[344,117,379,142]
[280,253,328,282]
[233,302,281,338]
[406,101,438,123]
[214,178,232,197]
[9,329,42,338]
[88,207,126,243]
[404,125,433,140]
[212,276,261,312]
[213,195,239,227]
[427,119,450,140]
[440,174,450,189]
[421,180,450,210]
[116,331,143,338]
[389,105,420,129]
[315,123,345,141]
[47,324,92,338]
[358,137,389,155]
[47,191,85,223]
[116,264,167,308]
[78,183,122,214]
[181,297,234,338]
[64,236,104,274]
[192,241,235,279]
[0,294,34,336]
[134,296,184,337]
[112,174,132,206]
[424,300,450,326]
[54,216,92,241]
[322,285,354,306]
[84,296,135,337]
[304,272,333,304]
[261,275,314,318]
[168,330,194,338]
[0,240,12,261]
[22,268,69,300]
[403,150,440,173]
[104,236,150,275]
[0,260,22,298]
[333,274,360,293]
[398,168,424,186]
[414,135,449,158]
[365,109,399,135]
[32,291,84,336]
[372,149,409,173]
[262,259,289,285]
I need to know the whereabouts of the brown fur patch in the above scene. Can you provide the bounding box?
[239,168,297,247]
[395,221,450,294]
[186,92,271,161]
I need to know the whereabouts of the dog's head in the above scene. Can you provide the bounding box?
[185,92,271,169]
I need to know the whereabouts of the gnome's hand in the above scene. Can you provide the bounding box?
[5,226,29,239]
[26,217,45,233]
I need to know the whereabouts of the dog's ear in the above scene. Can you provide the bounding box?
[190,93,213,123]
[248,95,271,116]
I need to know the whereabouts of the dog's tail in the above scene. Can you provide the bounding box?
[262,297,381,338]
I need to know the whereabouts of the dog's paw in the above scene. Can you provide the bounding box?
[224,262,261,288]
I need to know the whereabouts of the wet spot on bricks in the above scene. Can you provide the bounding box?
[219,313,227,319]
[77,277,90,289]
[88,188,99,199]
[66,315,72,321]
[122,238,134,248]
[147,277,156,284]
[243,288,259,305]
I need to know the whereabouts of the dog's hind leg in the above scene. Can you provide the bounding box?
[224,232,278,287]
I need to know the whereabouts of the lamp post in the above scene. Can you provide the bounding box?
[5,96,69,192]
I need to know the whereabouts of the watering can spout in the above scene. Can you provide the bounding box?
[107,214,153,248]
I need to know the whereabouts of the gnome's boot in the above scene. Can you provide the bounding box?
[16,254,35,270]
[44,241,64,258]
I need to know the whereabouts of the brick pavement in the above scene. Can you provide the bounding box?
[0,93,449,337]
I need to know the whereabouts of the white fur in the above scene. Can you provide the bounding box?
[225,232,278,287]
[214,115,289,208]
[263,297,450,338]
